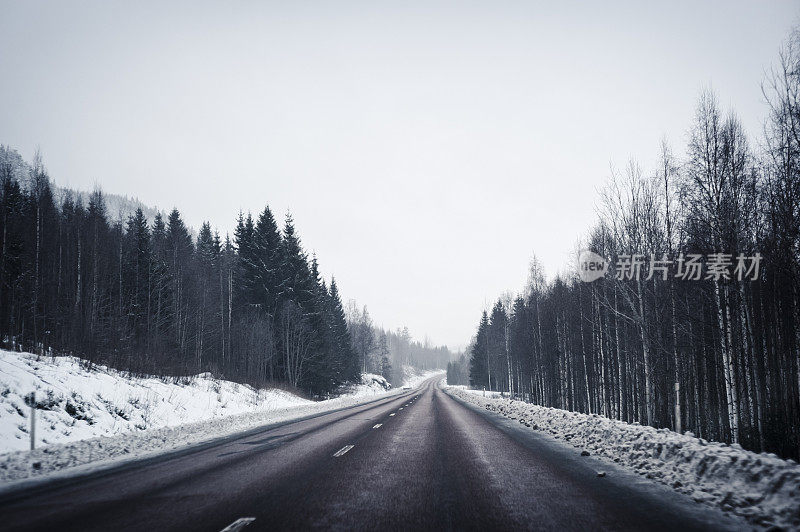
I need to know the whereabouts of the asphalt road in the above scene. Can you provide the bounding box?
[0,377,745,531]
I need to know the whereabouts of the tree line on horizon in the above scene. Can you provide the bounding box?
[462,31,800,460]
[0,148,364,395]
[347,304,451,386]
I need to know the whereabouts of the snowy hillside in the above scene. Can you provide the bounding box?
[61,188,165,227]
[0,350,399,455]
[0,145,166,226]
[0,350,313,454]
[446,387,800,530]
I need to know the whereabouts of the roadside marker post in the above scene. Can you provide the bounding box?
[29,392,35,451]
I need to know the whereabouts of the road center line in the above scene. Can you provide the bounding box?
[373,423,382,429]
[220,517,256,532]
[333,445,354,457]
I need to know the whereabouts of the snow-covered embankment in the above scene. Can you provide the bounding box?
[0,351,399,485]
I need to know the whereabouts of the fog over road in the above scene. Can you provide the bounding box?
[0,377,743,531]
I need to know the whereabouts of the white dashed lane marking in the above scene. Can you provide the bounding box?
[333,445,354,457]
[220,517,256,532]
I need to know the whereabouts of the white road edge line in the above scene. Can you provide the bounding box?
[373,423,382,429]
[220,517,256,532]
[333,445,354,457]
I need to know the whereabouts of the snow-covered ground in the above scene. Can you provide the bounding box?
[399,366,445,388]
[347,373,392,397]
[0,350,435,487]
[0,350,315,453]
[457,387,503,399]
[445,386,800,530]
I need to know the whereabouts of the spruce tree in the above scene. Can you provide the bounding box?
[165,208,193,366]
[470,311,490,387]
[123,208,151,357]
[252,206,282,315]
[278,212,315,310]
[329,277,359,383]
[233,211,256,310]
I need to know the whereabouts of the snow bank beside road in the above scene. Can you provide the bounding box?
[0,350,405,486]
[459,387,502,399]
[446,387,800,530]
[0,387,404,486]
[0,350,311,454]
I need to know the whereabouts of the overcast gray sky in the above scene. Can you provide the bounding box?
[1,1,796,350]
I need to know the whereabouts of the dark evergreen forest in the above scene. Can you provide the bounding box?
[0,147,361,395]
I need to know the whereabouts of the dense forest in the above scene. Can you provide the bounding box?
[466,33,800,460]
[0,147,365,395]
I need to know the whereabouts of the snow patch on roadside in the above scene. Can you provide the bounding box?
[459,387,502,399]
[339,373,392,398]
[446,387,800,530]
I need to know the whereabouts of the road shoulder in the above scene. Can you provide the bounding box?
[442,386,749,531]
[0,388,410,502]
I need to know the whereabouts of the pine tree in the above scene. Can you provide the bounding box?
[234,211,256,310]
[166,208,193,366]
[195,222,220,372]
[122,208,151,358]
[378,331,392,381]
[470,311,490,387]
[278,212,315,310]
[252,206,282,315]
[329,277,358,383]
[0,167,25,346]
[302,255,336,392]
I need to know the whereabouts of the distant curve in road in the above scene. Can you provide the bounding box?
[0,377,744,531]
